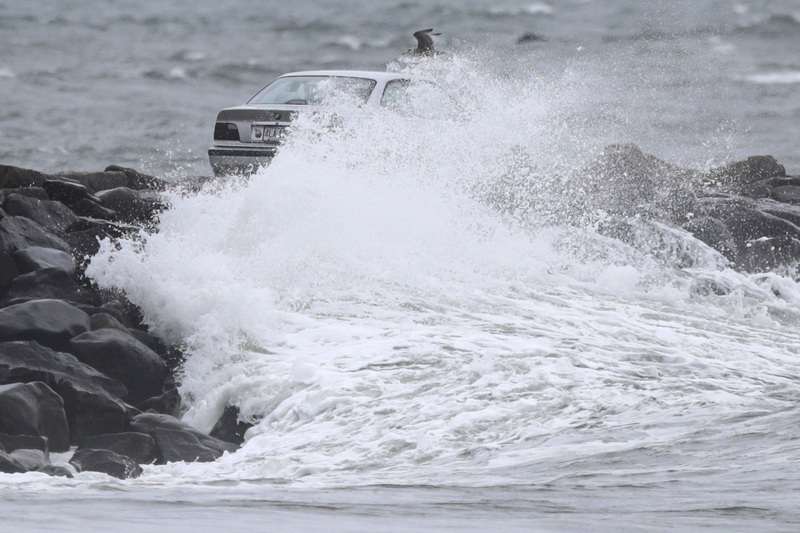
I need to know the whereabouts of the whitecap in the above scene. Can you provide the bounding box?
[746,71,800,84]
[489,2,553,16]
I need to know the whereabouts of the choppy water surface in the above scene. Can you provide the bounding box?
[2,1,800,532]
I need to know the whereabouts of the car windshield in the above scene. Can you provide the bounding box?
[247,76,377,105]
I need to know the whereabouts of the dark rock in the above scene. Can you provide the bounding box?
[60,385,131,445]
[95,187,165,224]
[0,450,26,473]
[0,187,49,201]
[136,379,181,417]
[63,227,111,260]
[3,268,94,306]
[703,200,800,271]
[64,218,137,262]
[0,252,18,291]
[0,299,90,348]
[127,329,168,358]
[0,215,71,255]
[516,32,546,44]
[77,301,135,329]
[0,341,126,398]
[770,185,800,204]
[130,412,238,464]
[210,405,253,445]
[12,246,76,276]
[37,464,73,477]
[579,143,700,216]
[683,216,737,261]
[2,194,78,235]
[42,179,99,207]
[0,165,48,189]
[67,329,167,404]
[0,341,129,445]
[0,381,69,452]
[80,432,156,464]
[69,448,142,479]
[55,170,128,194]
[0,432,48,454]
[105,165,167,191]
[708,155,786,197]
[70,198,117,220]
[89,312,127,331]
[10,448,49,471]
[760,201,800,229]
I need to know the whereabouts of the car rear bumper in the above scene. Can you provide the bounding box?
[208,147,278,176]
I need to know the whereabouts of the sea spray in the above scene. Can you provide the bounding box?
[86,57,800,486]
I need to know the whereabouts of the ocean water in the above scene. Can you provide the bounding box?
[2,1,800,532]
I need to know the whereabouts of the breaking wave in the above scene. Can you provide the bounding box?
[86,55,800,487]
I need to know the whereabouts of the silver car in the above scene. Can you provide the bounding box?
[208,70,421,176]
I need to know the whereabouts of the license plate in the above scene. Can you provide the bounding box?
[252,125,284,142]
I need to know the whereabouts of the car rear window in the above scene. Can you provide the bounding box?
[248,76,377,105]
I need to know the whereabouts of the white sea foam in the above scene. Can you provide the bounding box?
[488,3,554,16]
[81,57,800,490]
[746,70,800,84]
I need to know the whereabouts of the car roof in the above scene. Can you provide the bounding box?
[276,70,408,82]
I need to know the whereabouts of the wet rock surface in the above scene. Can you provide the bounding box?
[0,163,237,478]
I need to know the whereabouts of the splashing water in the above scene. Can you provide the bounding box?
[86,55,800,490]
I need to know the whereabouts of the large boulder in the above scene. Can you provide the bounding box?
[577,143,700,216]
[42,179,99,207]
[0,450,26,473]
[708,155,786,196]
[10,448,49,471]
[12,246,76,276]
[0,165,48,189]
[0,252,19,291]
[0,432,48,454]
[136,378,182,418]
[0,299,91,349]
[104,165,167,191]
[69,448,142,479]
[210,405,253,446]
[0,381,69,452]
[79,432,157,464]
[0,215,70,255]
[0,341,130,444]
[3,268,95,306]
[770,185,800,204]
[70,198,117,220]
[707,203,800,271]
[63,218,137,261]
[130,413,238,464]
[0,187,49,202]
[95,187,165,224]
[54,170,128,194]
[66,329,167,404]
[2,194,78,235]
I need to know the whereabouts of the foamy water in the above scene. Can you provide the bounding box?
[3,1,800,531]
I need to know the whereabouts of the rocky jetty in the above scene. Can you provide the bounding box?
[481,143,800,276]
[0,164,245,479]
[1,147,798,479]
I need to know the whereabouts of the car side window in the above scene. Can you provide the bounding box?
[381,79,411,111]
[381,79,459,119]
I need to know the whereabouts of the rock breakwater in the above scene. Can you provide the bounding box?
[0,164,243,479]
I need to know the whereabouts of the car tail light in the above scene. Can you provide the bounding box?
[214,122,240,141]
